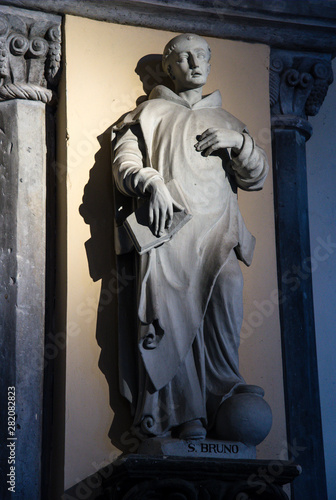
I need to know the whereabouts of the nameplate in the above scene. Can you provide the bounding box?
[138,438,256,459]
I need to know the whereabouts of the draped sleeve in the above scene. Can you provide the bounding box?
[231,132,269,191]
[112,125,163,197]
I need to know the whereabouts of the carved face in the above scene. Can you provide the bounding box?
[165,35,211,91]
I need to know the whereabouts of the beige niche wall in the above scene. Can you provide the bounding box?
[62,15,287,490]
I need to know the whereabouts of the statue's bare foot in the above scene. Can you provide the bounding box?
[179,419,206,440]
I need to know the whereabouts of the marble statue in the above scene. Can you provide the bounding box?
[111,34,270,442]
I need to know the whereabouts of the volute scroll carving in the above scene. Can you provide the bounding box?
[270,49,333,138]
[0,13,61,104]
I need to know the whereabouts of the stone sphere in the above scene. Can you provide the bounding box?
[215,384,272,445]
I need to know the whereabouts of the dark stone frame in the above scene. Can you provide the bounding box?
[0,1,334,498]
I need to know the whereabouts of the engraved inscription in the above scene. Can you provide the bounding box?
[188,442,239,455]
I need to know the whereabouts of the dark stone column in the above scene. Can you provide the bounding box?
[270,49,333,500]
[0,7,61,499]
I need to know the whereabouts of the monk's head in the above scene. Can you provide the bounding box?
[162,34,211,92]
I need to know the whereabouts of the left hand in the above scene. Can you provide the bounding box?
[195,128,244,157]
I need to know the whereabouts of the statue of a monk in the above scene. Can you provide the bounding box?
[111,33,269,441]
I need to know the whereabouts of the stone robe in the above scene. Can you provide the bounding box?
[111,85,268,437]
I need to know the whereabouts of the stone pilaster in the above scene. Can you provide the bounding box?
[0,6,61,500]
[270,49,332,500]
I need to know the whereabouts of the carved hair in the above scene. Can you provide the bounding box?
[162,33,211,75]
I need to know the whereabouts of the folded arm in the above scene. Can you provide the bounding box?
[195,128,269,191]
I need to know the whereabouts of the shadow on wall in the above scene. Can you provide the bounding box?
[135,53,173,103]
[79,125,132,452]
[79,55,169,452]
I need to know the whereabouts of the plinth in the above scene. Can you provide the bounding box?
[64,453,301,499]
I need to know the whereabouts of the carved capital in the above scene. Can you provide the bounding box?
[0,9,61,104]
[270,49,333,138]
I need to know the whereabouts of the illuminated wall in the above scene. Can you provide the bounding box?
[61,15,286,489]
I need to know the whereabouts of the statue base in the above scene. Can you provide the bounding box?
[63,454,301,499]
[138,437,256,459]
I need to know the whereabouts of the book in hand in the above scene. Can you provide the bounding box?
[123,179,192,255]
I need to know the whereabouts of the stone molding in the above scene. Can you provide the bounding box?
[270,49,334,139]
[0,7,61,103]
[1,0,336,53]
